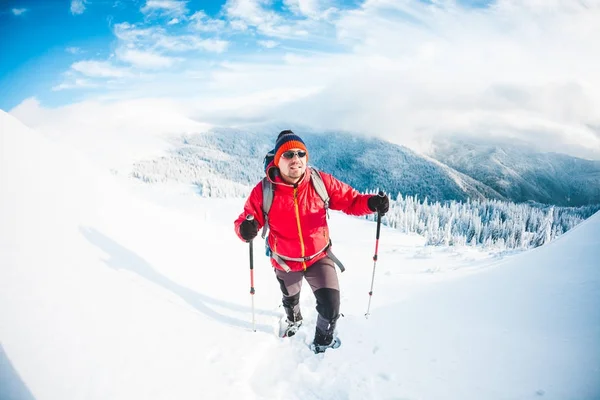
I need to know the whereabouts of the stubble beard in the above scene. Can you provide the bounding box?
[282,164,305,183]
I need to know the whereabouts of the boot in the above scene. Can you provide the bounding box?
[313,328,334,347]
[311,314,340,353]
[281,319,302,337]
[311,328,341,353]
[281,305,302,337]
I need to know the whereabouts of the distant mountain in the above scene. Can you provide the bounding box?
[301,132,504,202]
[428,138,600,206]
[131,128,272,197]
[131,128,600,205]
[132,128,504,203]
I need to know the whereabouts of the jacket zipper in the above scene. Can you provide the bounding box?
[293,187,307,271]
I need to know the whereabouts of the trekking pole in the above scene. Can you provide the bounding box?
[365,191,385,319]
[246,215,256,332]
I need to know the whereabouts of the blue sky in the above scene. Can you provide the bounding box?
[1,1,223,109]
[2,0,599,160]
[0,0,501,111]
[1,0,117,109]
[0,0,358,110]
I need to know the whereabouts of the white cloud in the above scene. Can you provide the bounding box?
[224,0,295,38]
[11,8,28,16]
[114,22,229,53]
[141,0,188,17]
[257,40,278,48]
[116,48,178,69]
[66,47,82,54]
[321,0,600,150]
[25,0,600,160]
[193,38,229,53]
[189,11,226,32]
[285,0,318,16]
[167,18,180,25]
[284,0,337,20]
[222,0,327,38]
[70,0,86,15]
[71,60,131,78]
[200,0,599,159]
[224,0,269,25]
[229,19,248,31]
[52,79,99,91]
[113,22,156,42]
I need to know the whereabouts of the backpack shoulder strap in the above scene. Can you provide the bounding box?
[261,177,274,239]
[310,167,330,213]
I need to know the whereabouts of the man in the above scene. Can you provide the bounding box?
[234,130,389,352]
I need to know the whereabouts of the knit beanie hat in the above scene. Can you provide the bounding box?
[273,130,308,167]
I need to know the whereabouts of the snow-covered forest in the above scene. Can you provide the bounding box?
[131,134,600,251]
[371,194,600,250]
[130,130,600,206]
[125,130,600,252]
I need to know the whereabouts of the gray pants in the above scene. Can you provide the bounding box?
[274,257,340,334]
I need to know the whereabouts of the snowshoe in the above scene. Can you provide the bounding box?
[279,318,303,338]
[310,337,341,354]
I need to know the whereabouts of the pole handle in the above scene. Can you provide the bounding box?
[377,191,385,215]
[245,214,256,245]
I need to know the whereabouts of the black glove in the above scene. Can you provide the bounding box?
[239,218,259,242]
[368,194,389,215]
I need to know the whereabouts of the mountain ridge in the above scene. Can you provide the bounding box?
[429,137,600,206]
[132,128,600,206]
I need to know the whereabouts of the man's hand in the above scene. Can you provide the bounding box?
[240,218,259,242]
[368,194,389,215]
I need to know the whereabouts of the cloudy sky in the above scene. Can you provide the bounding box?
[1,0,600,159]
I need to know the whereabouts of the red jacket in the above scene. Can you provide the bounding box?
[235,166,373,271]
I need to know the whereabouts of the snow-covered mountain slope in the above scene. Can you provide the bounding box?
[132,127,600,205]
[133,128,505,202]
[306,131,505,202]
[429,137,600,206]
[2,111,599,400]
[367,211,600,399]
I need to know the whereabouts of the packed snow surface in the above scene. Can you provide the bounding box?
[1,111,599,400]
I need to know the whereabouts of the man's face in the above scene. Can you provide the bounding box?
[278,148,307,183]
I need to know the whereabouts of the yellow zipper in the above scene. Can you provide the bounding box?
[293,187,307,270]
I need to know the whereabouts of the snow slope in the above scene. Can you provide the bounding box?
[363,212,600,399]
[1,110,599,400]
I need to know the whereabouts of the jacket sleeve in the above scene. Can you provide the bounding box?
[320,171,374,216]
[234,182,266,241]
